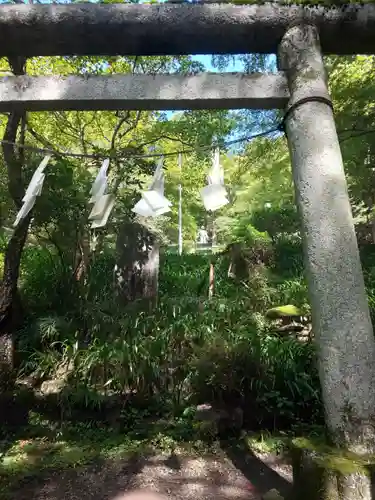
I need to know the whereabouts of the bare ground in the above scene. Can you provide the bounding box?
[8,447,292,500]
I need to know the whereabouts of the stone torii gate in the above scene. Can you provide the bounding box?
[3,1,375,487]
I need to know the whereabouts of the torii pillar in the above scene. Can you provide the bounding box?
[278,25,375,457]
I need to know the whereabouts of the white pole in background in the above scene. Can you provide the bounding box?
[178,153,183,255]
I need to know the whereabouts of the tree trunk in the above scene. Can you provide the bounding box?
[0,57,28,387]
[115,220,159,306]
[0,217,29,388]
[73,229,91,282]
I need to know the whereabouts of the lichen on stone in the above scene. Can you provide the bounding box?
[291,437,375,475]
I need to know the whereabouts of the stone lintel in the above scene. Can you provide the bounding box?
[0,73,289,112]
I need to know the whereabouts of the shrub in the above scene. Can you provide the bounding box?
[273,234,304,277]
[16,245,322,432]
[189,330,322,430]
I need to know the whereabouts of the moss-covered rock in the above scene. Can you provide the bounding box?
[292,437,375,474]
[266,304,302,319]
[289,437,375,500]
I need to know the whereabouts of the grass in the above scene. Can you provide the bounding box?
[0,430,138,498]
[0,428,288,482]
[0,412,222,498]
[244,433,289,455]
[2,432,282,499]
[0,407,326,499]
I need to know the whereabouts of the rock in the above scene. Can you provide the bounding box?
[274,322,313,342]
[262,489,284,500]
[276,323,304,334]
[40,378,65,395]
[195,403,243,436]
[39,360,74,395]
[112,492,168,500]
[297,326,313,342]
[16,373,41,389]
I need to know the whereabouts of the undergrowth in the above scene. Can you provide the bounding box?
[11,242,324,430]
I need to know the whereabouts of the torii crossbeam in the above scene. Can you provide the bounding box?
[0,3,374,57]
[0,73,288,112]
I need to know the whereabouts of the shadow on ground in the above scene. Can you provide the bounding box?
[5,443,293,500]
[221,440,292,499]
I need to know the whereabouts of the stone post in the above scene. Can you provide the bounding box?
[278,25,375,456]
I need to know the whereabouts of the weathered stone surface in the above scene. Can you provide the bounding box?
[115,221,159,305]
[0,4,375,57]
[0,73,289,112]
[278,25,375,454]
[39,360,74,395]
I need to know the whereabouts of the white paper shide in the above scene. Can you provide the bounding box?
[132,158,172,217]
[200,148,229,212]
[13,155,51,227]
[88,158,115,229]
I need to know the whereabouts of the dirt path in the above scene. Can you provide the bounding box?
[8,448,292,500]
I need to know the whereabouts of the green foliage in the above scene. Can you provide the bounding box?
[361,249,375,324]
[272,235,304,277]
[273,277,310,313]
[190,330,321,429]
[20,247,80,317]
[232,221,271,247]
[15,246,321,433]
[160,252,239,299]
[251,204,300,241]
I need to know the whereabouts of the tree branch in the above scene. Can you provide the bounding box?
[26,124,65,159]
[110,110,131,150]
